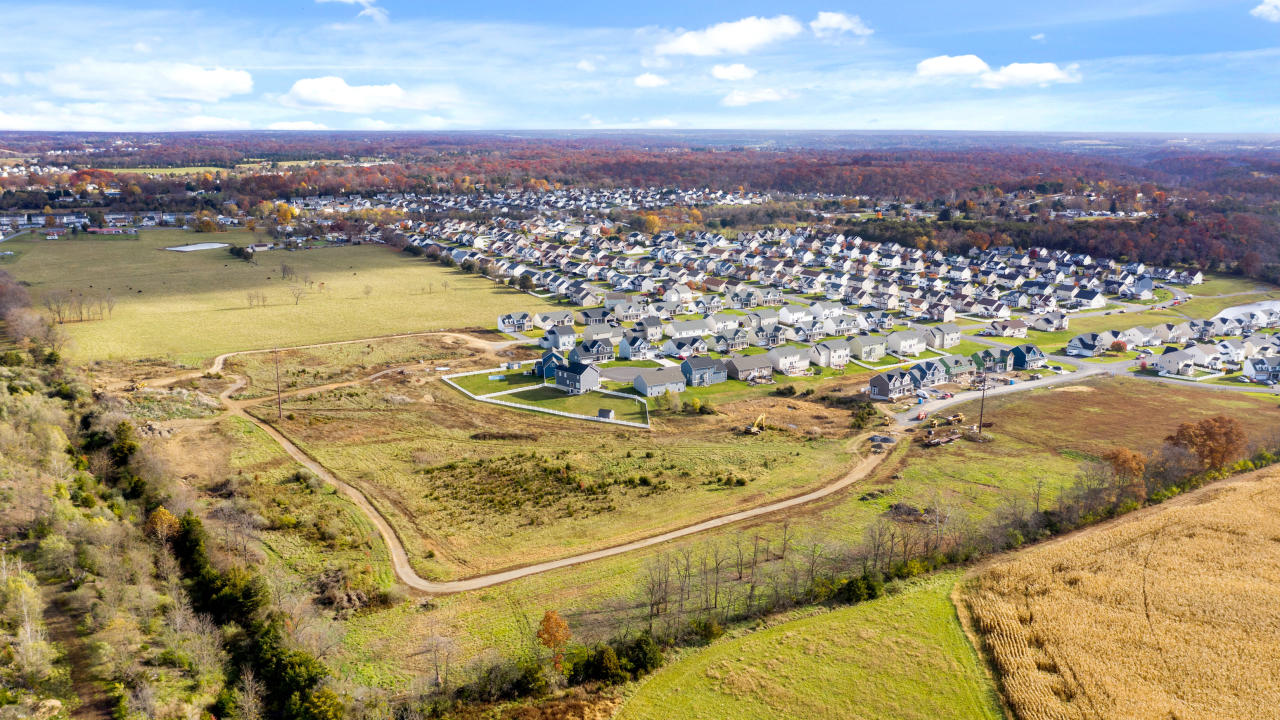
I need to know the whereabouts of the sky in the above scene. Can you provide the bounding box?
[1,0,1278,132]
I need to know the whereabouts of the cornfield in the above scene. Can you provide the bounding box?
[959,468,1280,720]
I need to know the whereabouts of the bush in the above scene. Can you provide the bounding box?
[566,644,628,685]
[0,350,23,366]
[614,632,663,679]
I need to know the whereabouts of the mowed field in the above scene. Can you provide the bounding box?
[958,467,1280,720]
[4,229,554,364]
[618,572,1003,720]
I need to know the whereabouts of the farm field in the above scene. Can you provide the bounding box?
[4,228,554,364]
[254,375,863,580]
[958,467,1280,720]
[618,572,1003,720]
[1193,273,1271,296]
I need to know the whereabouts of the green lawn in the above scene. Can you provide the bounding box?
[451,371,543,396]
[1193,274,1273,296]
[504,385,649,424]
[5,229,554,364]
[617,572,1003,720]
[1173,291,1280,319]
[946,339,996,358]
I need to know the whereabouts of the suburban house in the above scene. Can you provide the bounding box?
[1153,349,1195,376]
[497,312,533,333]
[972,348,1013,373]
[681,357,728,387]
[1246,356,1280,383]
[886,330,926,357]
[939,353,978,381]
[569,339,614,365]
[908,360,948,388]
[1009,343,1048,370]
[578,307,613,326]
[555,362,601,395]
[619,334,659,361]
[633,366,687,397]
[1032,312,1069,332]
[810,339,852,369]
[533,310,575,329]
[849,336,888,363]
[869,369,914,400]
[712,329,750,353]
[988,319,1028,338]
[726,354,775,382]
[924,324,961,349]
[542,325,580,351]
[661,336,709,359]
[1065,333,1103,357]
[532,350,567,379]
[766,346,811,376]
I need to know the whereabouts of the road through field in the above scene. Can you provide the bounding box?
[132,328,1278,594]
[129,332,893,594]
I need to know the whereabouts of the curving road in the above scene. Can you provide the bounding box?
[132,332,896,594]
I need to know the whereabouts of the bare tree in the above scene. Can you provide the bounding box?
[421,627,456,689]
[233,669,265,720]
[289,286,306,305]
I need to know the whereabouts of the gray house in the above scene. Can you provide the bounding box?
[681,357,728,387]
[869,369,914,400]
[633,366,687,397]
[726,354,774,382]
[555,362,601,395]
[569,339,614,365]
[849,336,887,363]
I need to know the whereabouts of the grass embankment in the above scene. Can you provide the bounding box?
[618,572,1003,720]
[5,228,553,364]
[959,466,1280,720]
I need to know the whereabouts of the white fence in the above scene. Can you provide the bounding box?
[441,365,650,429]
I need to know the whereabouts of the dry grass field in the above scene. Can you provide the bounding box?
[958,468,1280,720]
[252,373,864,580]
[3,228,554,364]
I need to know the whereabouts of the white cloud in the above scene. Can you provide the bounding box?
[646,117,677,128]
[711,63,757,81]
[581,113,603,126]
[315,0,388,24]
[916,54,992,77]
[268,120,329,130]
[916,54,1079,88]
[1253,0,1280,21]
[655,15,803,56]
[809,11,872,39]
[977,62,1081,88]
[722,88,787,106]
[1030,32,1046,42]
[281,76,459,113]
[132,41,151,53]
[0,72,17,86]
[576,59,596,72]
[30,61,252,101]
[633,72,669,88]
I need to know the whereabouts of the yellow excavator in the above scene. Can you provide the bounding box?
[743,414,767,435]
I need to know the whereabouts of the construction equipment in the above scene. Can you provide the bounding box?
[946,412,965,425]
[742,414,767,435]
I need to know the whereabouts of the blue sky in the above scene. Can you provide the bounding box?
[1,0,1278,132]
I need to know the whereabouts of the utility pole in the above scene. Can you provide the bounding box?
[274,350,283,420]
[976,373,988,432]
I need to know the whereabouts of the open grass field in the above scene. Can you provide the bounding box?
[617,572,1003,720]
[450,369,544,396]
[3,228,554,364]
[1174,290,1280,318]
[1193,273,1271,296]
[320,375,1280,682]
[227,332,527,400]
[255,374,863,580]
[958,467,1280,720]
